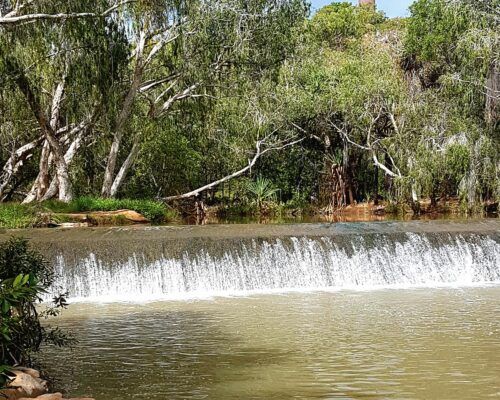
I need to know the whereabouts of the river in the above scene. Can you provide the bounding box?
[1,220,499,399]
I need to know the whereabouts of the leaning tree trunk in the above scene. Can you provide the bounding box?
[108,136,140,198]
[23,141,51,203]
[101,31,147,198]
[7,57,74,202]
[0,137,43,201]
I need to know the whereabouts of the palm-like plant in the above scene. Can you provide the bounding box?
[245,177,279,211]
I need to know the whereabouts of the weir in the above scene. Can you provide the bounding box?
[1,221,499,302]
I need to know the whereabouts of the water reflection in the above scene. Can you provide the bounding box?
[181,212,485,226]
[43,287,500,400]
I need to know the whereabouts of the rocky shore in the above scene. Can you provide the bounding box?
[1,368,93,400]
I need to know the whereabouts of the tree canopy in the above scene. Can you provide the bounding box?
[0,0,498,216]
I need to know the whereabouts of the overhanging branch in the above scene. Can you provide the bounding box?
[160,135,304,201]
[0,0,136,25]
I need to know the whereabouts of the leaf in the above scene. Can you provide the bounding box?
[21,274,30,285]
[2,300,10,314]
[13,274,24,288]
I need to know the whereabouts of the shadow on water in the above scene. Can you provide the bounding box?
[44,308,306,400]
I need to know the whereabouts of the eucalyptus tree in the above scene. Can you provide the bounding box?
[0,0,129,202]
[0,0,308,202]
[99,0,309,198]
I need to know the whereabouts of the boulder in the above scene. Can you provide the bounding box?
[93,209,149,223]
[1,369,48,399]
[14,368,40,379]
[1,369,94,400]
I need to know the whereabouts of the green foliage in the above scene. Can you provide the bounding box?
[310,3,361,45]
[0,0,498,215]
[0,198,176,228]
[405,0,499,117]
[0,204,37,229]
[309,2,385,47]
[0,238,72,371]
[245,177,280,211]
[406,0,469,63]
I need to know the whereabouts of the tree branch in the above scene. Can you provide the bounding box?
[160,135,303,201]
[0,0,136,25]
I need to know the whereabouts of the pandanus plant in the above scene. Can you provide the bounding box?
[245,177,279,212]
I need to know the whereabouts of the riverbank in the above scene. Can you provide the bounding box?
[0,197,497,229]
[0,198,177,229]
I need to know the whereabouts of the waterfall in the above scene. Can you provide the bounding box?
[47,231,500,302]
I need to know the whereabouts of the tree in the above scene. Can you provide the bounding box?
[405,0,499,125]
[0,0,308,202]
[1,0,128,202]
[99,0,309,198]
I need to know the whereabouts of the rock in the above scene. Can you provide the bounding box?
[18,395,94,400]
[14,368,40,379]
[18,393,63,400]
[0,368,94,400]
[53,209,149,226]
[2,370,48,399]
[94,209,149,223]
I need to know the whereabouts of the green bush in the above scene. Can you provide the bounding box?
[0,238,71,379]
[245,177,279,212]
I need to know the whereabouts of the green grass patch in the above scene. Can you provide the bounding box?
[0,203,38,229]
[0,197,177,228]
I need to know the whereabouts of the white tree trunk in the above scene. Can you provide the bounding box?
[109,137,141,197]
[23,141,51,204]
[0,137,42,201]
[41,132,85,201]
[101,30,147,198]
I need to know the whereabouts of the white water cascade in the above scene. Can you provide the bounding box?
[49,232,500,302]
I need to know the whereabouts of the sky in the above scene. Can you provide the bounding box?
[310,0,415,18]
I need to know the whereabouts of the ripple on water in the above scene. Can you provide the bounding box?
[40,286,500,400]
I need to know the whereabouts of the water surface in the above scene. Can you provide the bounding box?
[44,288,500,400]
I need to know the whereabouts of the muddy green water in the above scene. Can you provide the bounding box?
[43,287,500,400]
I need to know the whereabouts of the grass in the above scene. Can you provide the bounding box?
[0,203,39,229]
[0,197,177,228]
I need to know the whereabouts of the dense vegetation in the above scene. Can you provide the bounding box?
[0,238,70,383]
[0,0,498,222]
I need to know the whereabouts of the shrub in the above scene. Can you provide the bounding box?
[0,238,71,379]
[245,177,279,211]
